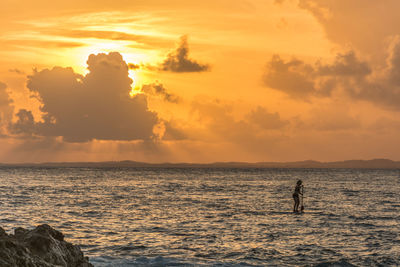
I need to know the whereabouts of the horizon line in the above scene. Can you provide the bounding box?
[1,158,399,168]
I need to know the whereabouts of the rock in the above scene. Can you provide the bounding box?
[0,227,6,237]
[315,259,357,267]
[13,227,28,237]
[0,224,93,267]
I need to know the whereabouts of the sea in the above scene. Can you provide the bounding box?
[0,167,399,266]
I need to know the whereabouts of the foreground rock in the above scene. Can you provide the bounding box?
[0,224,93,267]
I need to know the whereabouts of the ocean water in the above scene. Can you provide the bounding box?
[0,167,399,266]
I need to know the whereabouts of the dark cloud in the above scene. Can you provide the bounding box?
[263,54,316,98]
[141,83,180,103]
[348,37,400,109]
[263,45,400,110]
[316,51,371,77]
[264,51,373,99]
[128,63,140,70]
[339,39,400,109]
[9,109,36,137]
[160,35,210,73]
[0,82,13,108]
[10,52,159,142]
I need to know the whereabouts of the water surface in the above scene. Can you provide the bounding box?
[0,167,399,266]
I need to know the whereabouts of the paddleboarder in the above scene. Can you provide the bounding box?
[293,180,304,213]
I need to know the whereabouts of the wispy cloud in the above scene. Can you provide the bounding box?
[8,68,26,75]
[2,39,85,49]
[42,29,169,48]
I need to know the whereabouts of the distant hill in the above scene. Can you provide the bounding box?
[1,159,400,169]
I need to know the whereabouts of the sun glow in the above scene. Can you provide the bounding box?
[63,41,155,96]
[73,42,147,70]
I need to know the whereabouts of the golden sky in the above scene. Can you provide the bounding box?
[1,0,400,163]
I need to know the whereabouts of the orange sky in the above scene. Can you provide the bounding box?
[1,0,400,163]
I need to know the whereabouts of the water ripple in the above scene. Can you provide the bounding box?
[0,167,399,266]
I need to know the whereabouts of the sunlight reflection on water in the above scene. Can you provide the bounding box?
[0,167,399,266]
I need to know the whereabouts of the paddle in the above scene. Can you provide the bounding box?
[300,186,304,212]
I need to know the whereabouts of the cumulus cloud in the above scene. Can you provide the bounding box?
[141,83,180,103]
[316,51,371,77]
[180,98,295,159]
[269,1,400,110]
[263,46,400,110]
[245,106,289,130]
[0,83,13,114]
[297,0,400,56]
[160,35,210,73]
[188,99,289,143]
[10,52,159,142]
[263,55,316,98]
[9,109,36,137]
[0,82,14,136]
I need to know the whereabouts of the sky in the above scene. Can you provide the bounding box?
[1,0,400,163]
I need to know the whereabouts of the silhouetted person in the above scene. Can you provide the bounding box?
[293,180,303,212]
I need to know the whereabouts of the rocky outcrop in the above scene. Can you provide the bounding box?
[0,224,93,267]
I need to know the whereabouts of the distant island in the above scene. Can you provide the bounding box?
[1,159,400,169]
